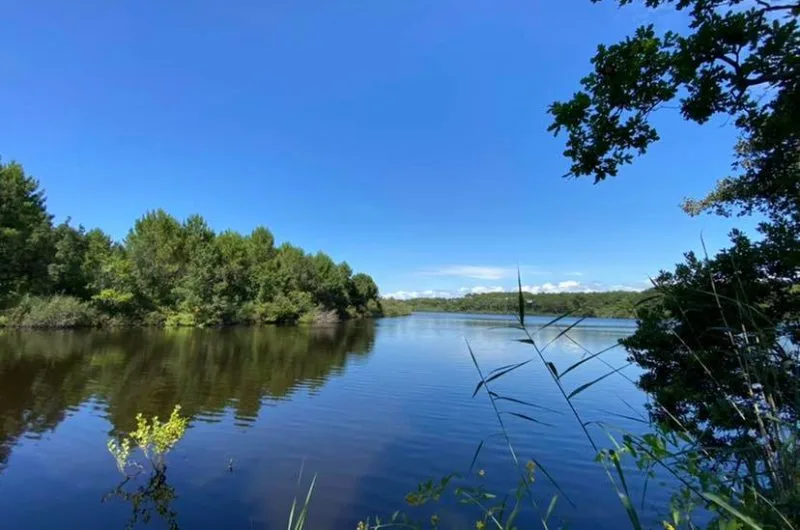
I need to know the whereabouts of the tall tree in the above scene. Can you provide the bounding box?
[125,210,186,309]
[81,228,116,295]
[350,272,379,311]
[549,1,800,510]
[48,220,88,298]
[175,215,222,324]
[247,226,276,303]
[0,161,54,306]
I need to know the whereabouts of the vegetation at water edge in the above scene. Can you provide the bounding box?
[0,161,401,328]
[405,290,648,318]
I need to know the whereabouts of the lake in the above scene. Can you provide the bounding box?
[0,312,673,530]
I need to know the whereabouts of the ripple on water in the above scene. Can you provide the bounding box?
[0,315,669,530]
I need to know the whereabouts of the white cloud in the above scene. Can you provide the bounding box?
[608,281,649,292]
[458,285,505,295]
[520,280,595,294]
[384,289,455,300]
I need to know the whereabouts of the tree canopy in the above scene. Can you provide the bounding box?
[551,1,799,523]
[0,160,386,327]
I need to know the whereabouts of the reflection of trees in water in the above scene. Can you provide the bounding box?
[102,469,179,530]
[0,322,376,469]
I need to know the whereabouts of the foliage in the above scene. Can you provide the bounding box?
[107,405,188,474]
[376,298,413,317]
[548,1,800,526]
[548,0,799,213]
[106,405,187,530]
[5,295,99,328]
[405,290,648,318]
[0,158,388,327]
[48,220,90,298]
[0,161,53,306]
[624,241,799,448]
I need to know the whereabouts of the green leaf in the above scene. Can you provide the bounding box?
[472,360,532,397]
[702,493,763,530]
[566,363,630,400]
[502,411,553,427]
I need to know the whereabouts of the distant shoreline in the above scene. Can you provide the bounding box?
[408,308,637,320]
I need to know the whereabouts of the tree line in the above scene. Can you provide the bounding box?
[0,160,399,327]
[405,290,648,318]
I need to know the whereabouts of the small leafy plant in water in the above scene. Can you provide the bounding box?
[105,405,188,530]
[107,405,188,476]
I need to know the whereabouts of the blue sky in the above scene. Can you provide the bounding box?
[1,0,757,298]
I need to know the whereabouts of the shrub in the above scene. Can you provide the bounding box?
[164,311,197,328]
[91,288,136,316]
[8,295,99,328]
[142,310,167,327]
[263,291,315,324]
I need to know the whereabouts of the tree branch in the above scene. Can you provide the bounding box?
[754,0,800,13]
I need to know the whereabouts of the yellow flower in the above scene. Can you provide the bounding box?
[430,514,440,526]
[662,523,676,530]
[475,521,485,530]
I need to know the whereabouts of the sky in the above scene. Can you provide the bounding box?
[0,0,759,299]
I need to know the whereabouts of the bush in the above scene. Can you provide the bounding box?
[91,288,136,316]
[234,301,258,324]
[8,295,99,328]
[263,291,315,324]
[298,308,339,325]
[142,310,167,327]
[376,298,412,317]
[164,311,197,328]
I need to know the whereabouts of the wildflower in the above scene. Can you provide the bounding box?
[476,521,485,530]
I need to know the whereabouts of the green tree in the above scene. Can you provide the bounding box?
[247,226,276,303]
[0,161,54,306]
[125,210,186,309]
[310,253,350,313]
[214,230,252,319]
[547,0,798,210]
[174,215,222,326]
[350,273,379,311]
[550,1,799,519]
[48,220,89,298]
[82,228,116,295]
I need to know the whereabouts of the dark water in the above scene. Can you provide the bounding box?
[0,313,673,530]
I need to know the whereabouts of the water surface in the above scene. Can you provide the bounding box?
[0,313,671,529]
